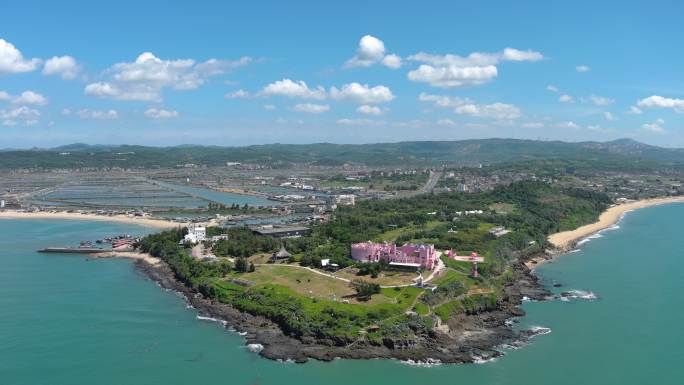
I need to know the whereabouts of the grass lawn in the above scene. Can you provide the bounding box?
[231,264,412,305]
[376,220,445,242]
[334,266,419,286]
[488,202,517,214]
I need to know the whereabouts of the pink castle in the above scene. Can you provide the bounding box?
[350,241,438,270]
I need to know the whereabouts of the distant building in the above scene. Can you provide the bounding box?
[252,225,311,238]
[489,226,510,238]
[350,241,438,270]
[210,234,229,242]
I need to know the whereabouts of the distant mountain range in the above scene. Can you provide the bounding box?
[2,138,684,170]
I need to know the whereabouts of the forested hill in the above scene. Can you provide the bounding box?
[2,138,684,170]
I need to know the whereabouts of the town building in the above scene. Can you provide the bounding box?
[350,241,438,270]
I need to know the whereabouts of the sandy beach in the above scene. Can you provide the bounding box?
[0,210,183,229]
[525,196,684,269]
[92,250,162,266]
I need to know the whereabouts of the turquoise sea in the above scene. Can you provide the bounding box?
[2,204,684,385]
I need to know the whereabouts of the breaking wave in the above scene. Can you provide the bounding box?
[401,358,443,367]
[525,326,552,338]
[560,290,598,301]
[246,343,264,353]
[196,315,228,326]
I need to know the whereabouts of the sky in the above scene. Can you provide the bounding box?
[1,0,684,148]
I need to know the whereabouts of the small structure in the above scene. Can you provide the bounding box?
[271,245,291,261]
[445,250,484,278]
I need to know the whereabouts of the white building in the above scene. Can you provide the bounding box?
[335,194,356,206]
[183,225,207,244]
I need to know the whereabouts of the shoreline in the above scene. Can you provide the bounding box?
[135,258,549,364]
[526,196,684,269]
[0,208,550,363]
[0,210,183,229]
[91,250,162,266]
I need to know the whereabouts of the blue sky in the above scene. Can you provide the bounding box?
[1,0,683,148]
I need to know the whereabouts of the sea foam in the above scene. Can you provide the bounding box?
[560,290,598,300]
[401,358,443,367]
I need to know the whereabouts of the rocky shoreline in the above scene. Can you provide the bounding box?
[136,258,550,364]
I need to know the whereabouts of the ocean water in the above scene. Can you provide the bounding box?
[2,204,684,385]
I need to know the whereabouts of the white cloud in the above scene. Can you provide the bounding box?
[336,118,383,126]
[357,105,383,115]
[556,121,580,129]
[576,65,590,73]
[637,95,684,113]
[85,52,251,102]
[0,90,48,105]
[144,108,179,119]
[0,39,41,74]
[263,104,276,110]
[329,83,394,104]
[77,109,119,120]
[454,102,521,120]
[522,122,545,128]
[437,118,458,126]
[13,91,47,105]
[61,108,71,115]
[642,118,665,133]
[604,111,616,121]
[259,79,326,100]
[627,106,643,115]
[381,54,402,69]
[407,47,542,88]
[408,63,498,88]
[1,106,40,120]
[546,85,559,93]
[1,106,41,127]
[559,94,574,103]
[225,89,250,99]
[345,35,402,69]
[589,95,615,106]
[419,92,520,120]
[418,93,468,108]
[42,56,80,79]
[291,103,330,114]
[501,48,544,62]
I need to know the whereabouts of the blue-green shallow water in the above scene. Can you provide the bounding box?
[2,204,684,385]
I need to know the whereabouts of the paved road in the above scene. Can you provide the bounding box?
[420,170,441,194]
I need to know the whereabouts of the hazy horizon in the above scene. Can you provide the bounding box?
[2,0,683,148]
